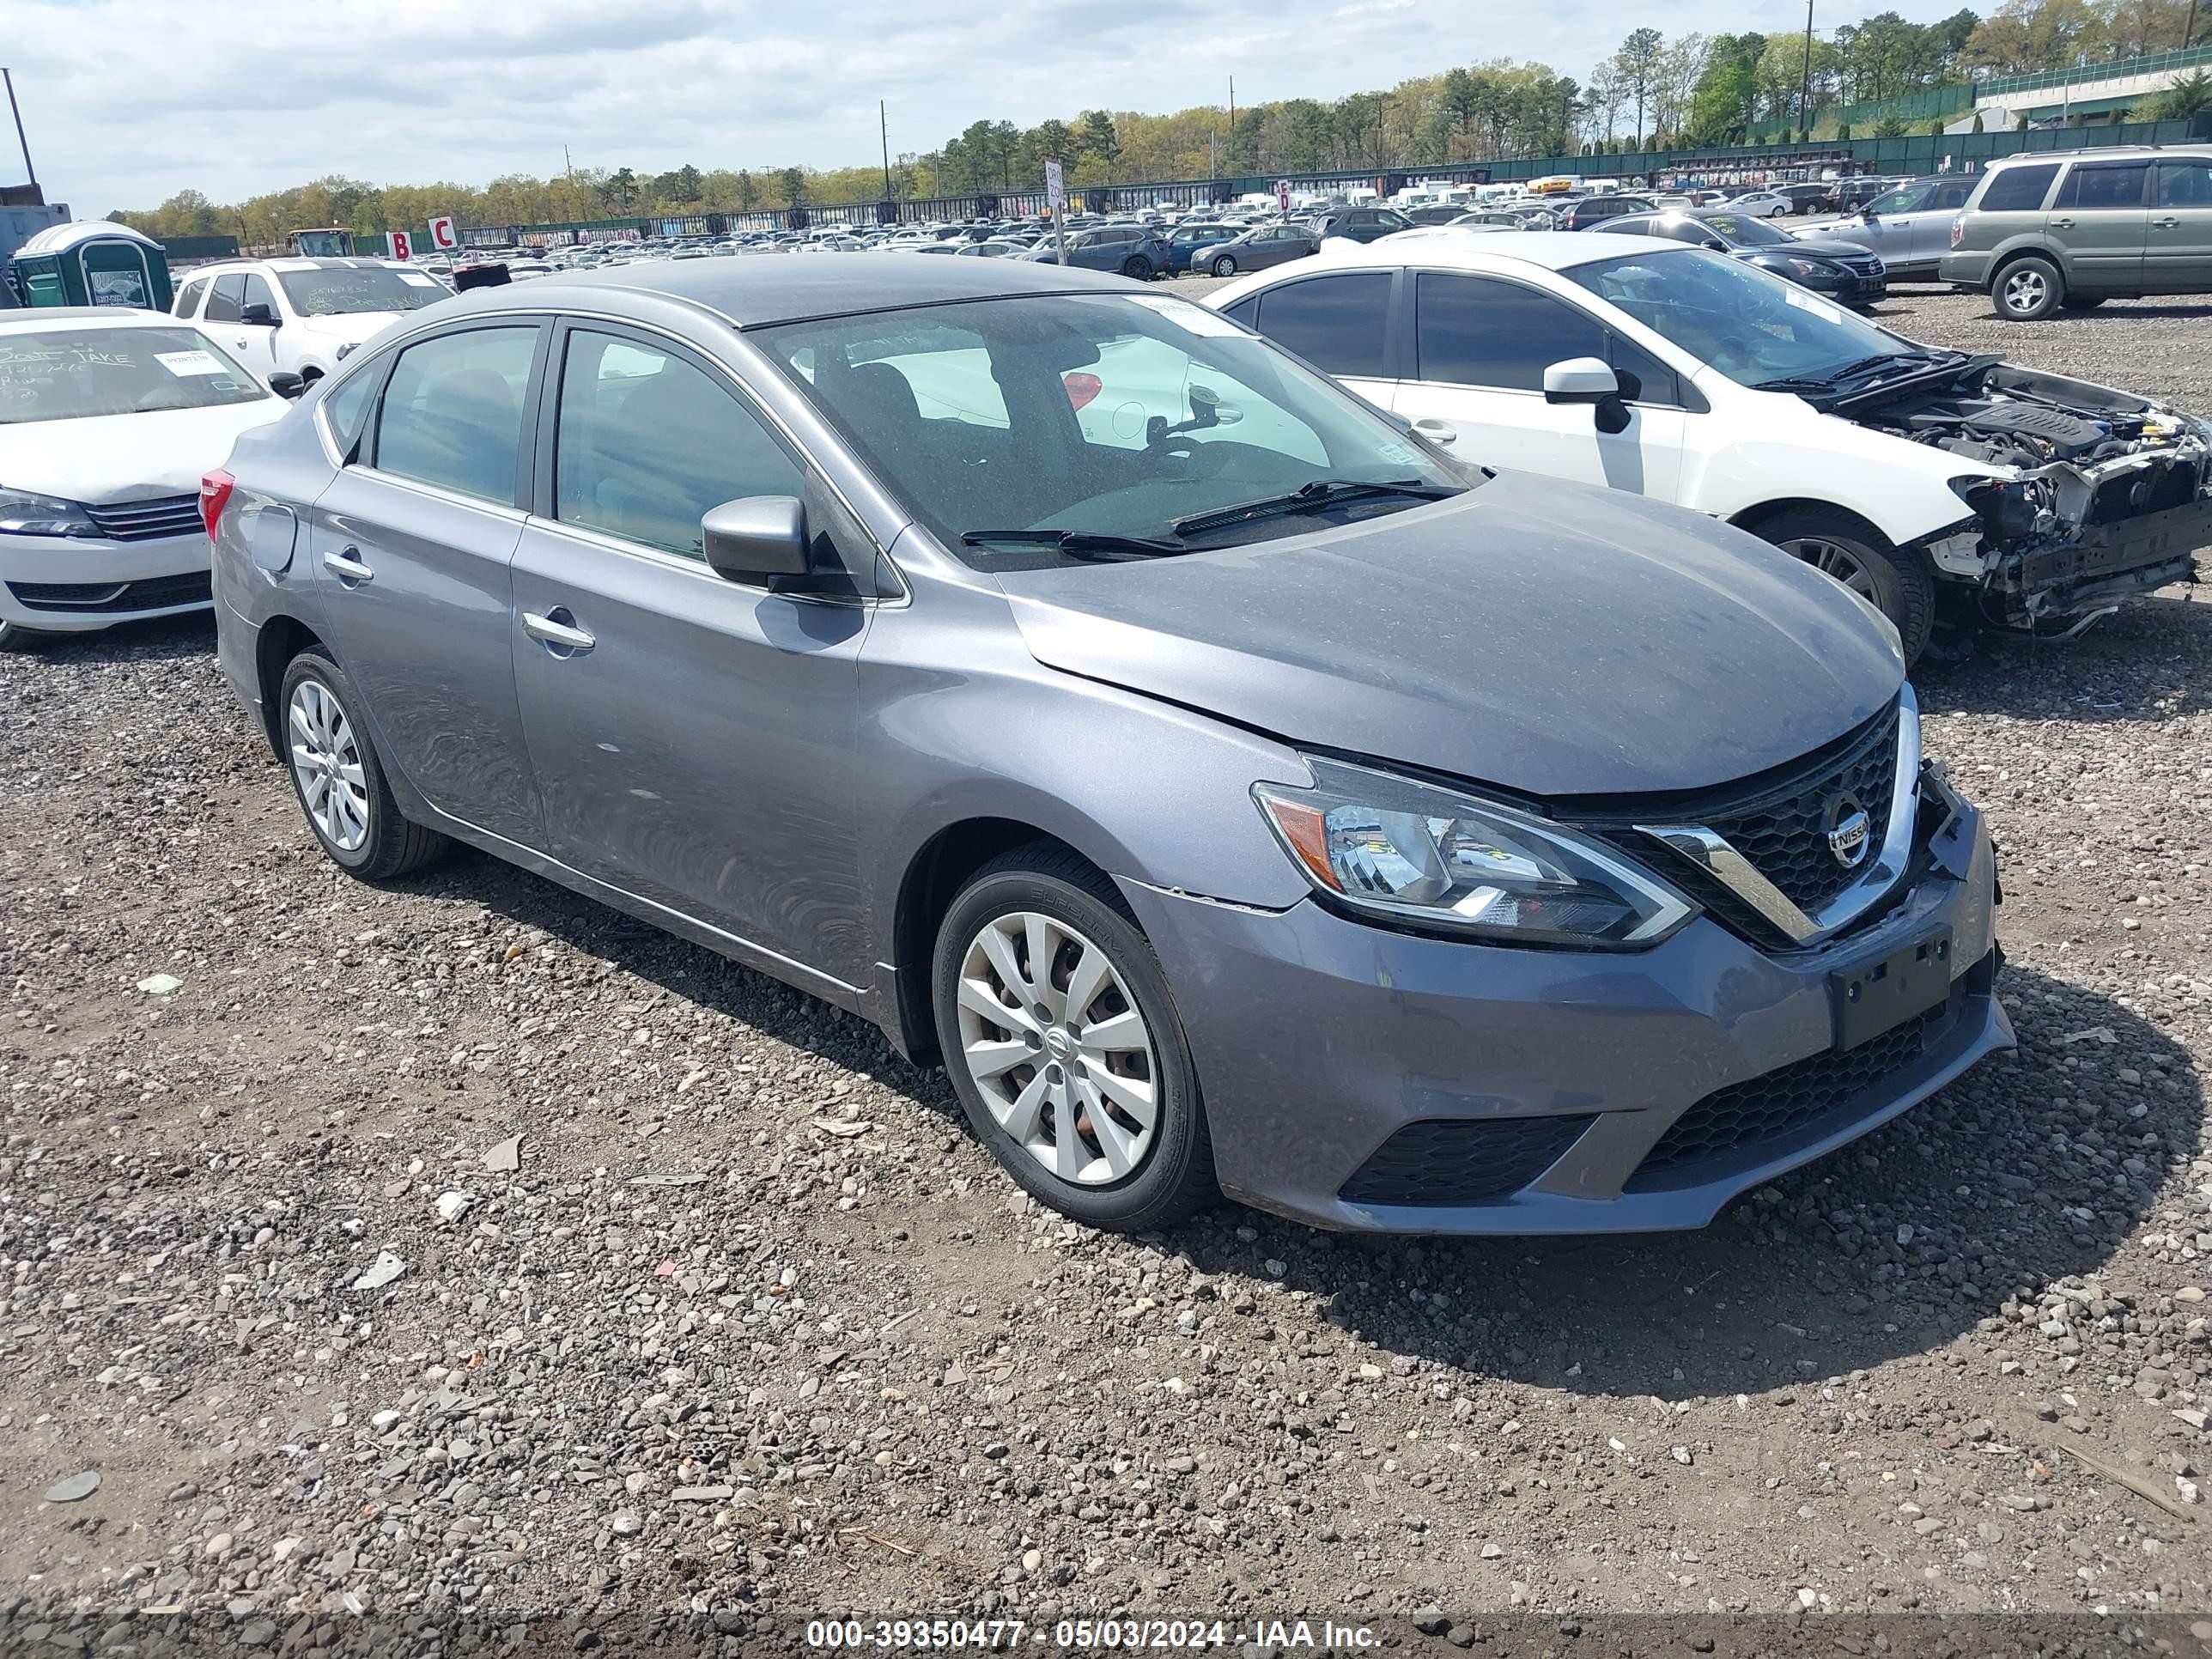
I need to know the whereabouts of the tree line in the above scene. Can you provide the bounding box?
[112,0,2212,244]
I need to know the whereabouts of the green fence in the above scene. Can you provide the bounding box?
[1978,41,2212,97]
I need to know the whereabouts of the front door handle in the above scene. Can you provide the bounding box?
[523,608,595,654]
[2153,216,2180,228]
[322,546,374,583]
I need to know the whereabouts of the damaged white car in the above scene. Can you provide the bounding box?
[1208,233,2209,665]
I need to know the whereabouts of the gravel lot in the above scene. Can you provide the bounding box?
[3,287,2212,1638]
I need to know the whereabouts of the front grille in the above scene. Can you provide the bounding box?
[82,494,202,542]
[1837,254,1885,277]
[1626,1003,1946,1188]
[1340,1114,1595,1206]
[1695,706,1900,919]
[8,572,211,614]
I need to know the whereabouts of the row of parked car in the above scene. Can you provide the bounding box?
[3,185,2205,1238]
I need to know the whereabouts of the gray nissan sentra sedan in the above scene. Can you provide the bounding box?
[206,256,2012,1235]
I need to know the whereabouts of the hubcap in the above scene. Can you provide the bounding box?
[956,911,1159,1187]
[1781,535,1879,602]
[287,678,370,852]
[2004,270,2046,312]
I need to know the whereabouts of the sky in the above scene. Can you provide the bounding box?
[9,0,1990,215]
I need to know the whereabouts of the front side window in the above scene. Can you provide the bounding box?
[759,291,1467,570]
[554,329,801,560]
[374,326,538,504]
[1254,272,1393,379]
[240,274,278,318]
[204,274,245,324]
[1978,162,2061,213]
[0,325,266,425]
[1414,273,1604,392]
[2056,162,2149,210]
[275,263,447,317]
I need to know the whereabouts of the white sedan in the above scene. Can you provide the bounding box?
[0,308,289,649]
[1728,190,1795,217]
[1206,234,2212,665]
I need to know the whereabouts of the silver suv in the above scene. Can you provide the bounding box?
[1941,143,2212,319]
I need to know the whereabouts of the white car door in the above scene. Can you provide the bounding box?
[1389,270,1685,501]
[1228,267,1401,415]
[201,272,276,386]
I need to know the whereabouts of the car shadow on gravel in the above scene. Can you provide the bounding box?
[14,611,216,666]
[1234,961,2202,1402]
[1917,591,2212,723]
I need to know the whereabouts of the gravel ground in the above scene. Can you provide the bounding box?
[3,289,2212,1637]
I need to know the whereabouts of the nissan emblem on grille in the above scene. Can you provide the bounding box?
[1826,793,1872,868]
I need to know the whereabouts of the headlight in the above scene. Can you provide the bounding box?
[1949,475,2045,542]
[1784,258,1837,279]
[0,486,95,538]
[1253,757,1695,948]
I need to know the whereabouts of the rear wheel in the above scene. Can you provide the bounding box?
[1121,254,1153,281]
[279,647,450,880]
[1210,252,1238,277]
[933,846,1215,1232]
[1993,254,2063,321]
[1754,507,1936,667]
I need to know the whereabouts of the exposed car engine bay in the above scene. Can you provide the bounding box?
[1844,357,2211,631]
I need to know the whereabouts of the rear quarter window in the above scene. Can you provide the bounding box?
[1977,163,2061,213]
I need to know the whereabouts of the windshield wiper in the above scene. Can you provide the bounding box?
[1756,350,1954,395]
[960,528,1188,561]
[1172,478,1460,538]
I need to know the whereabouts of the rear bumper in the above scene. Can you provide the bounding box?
[1118,795,2005,1235]
[1939,251,1993,287]
[0,530,211,634]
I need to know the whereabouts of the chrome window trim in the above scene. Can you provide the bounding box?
[1637,684,1922,947]
[519,511,905,608]
[350,464,532,523]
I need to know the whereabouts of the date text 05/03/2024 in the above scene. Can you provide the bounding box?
[804,1620,1380,1650]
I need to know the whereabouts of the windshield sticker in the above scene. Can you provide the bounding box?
[1125,294,1243,337]
[155,349,226,377]
[1783,287,1845,326]
[397,271,439,288]
[1375,441,1423,467]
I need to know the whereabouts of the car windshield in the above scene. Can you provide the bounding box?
[274,264,447,316]
[1698,212,1790,246]
[759,292,1472,569]
[1566,248,1914,388]
[0,325,267,425]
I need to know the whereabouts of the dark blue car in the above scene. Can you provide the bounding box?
[1018,224,1171,280]
[1164,222,1241,276]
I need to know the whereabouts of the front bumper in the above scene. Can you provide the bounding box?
[1119,793,2007,1235]
[0,530,212,634]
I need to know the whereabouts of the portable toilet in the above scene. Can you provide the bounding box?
[6,221,173,311]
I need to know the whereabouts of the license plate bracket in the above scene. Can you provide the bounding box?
[1831,927,1953,1049]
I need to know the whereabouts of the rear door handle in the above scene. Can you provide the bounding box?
[2153,216,2180,228]
[523,608,595,653]
[2049,216,2074,228]
[322,546,373,583]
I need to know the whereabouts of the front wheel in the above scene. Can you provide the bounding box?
[278,647,450,880]
[1210,253,1238,277]
[1121,255,1153,281]
[1993,254,2064,320]
[1755,507,1936,667]
[933,846,1215,1232]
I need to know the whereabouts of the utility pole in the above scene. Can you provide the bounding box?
[2,68,35,191]
[880,100,892,196]
[1228,76,1236,158]
[1799,0,1816,137]
[2185,0,2198,52]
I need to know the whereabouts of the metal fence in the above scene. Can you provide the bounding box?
[1978,41,2212,97]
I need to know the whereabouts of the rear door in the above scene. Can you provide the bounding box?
[2047,159,2151,293]
[2148,155,2212,291]
[1845,180,1929,266]
[1905,176,1977,271]
[1392,270,1686,501]
[1243,269,1400,411]
[309,319,548,847]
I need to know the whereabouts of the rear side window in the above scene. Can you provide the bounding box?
[1255,272,1393,379]
[2056,162,2148,210]
[172,279,207,319]
[1929,179,1976,210]
[374,326,539,505]
[1978,163,2060,213]
[554,329,803,561]
[2156,158,2212,207]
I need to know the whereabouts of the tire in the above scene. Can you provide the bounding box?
[277,647,449,880]
[1992,253,2063,320]
[1121,255,1153,281]
[1210,253,1237,277]
[932,845,1215,1232]
[1753,507,1937,668]
[0,617,56,653]
[2059,295,2108,311]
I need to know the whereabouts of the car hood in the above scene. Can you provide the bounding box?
[995,473,1903,799]
[1770,234,1878,260]
[0,398,288,503]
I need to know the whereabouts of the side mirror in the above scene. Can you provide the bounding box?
[1541,357,1620,405]
[268,369,307,399]
[702,495,811,581]
[240,302,279,327]
[1701,238,1728,252]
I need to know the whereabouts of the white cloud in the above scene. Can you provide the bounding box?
[8,0,1990,214]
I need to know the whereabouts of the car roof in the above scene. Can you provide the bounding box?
[1277,229,1685,275]
[1987,143,2197,167]
[425,252,1143,329]
[0,306,196,334]
[191,257,408,275]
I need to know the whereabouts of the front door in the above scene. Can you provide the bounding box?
[201,275,274,384]
[508,322,868,978]
[2149,155,2212,293]
[310,319,547,848]
[1390,270,1685,501]
[2047,158,2150,293]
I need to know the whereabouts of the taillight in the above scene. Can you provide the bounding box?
[1950,216,1965,248]
[1063,372,1103,411]
[199,469,235,540]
